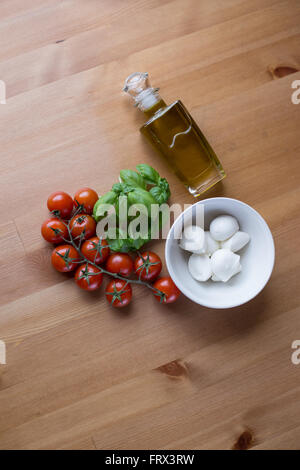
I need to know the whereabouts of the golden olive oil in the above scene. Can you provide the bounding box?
[124,73,225,196]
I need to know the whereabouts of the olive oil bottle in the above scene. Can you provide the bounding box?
[123,72,225,196]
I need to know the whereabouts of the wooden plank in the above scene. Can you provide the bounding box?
[0,0,288,98]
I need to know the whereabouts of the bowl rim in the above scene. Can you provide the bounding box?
[165,197,275,309]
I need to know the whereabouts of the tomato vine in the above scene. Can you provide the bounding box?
[54,203,167,302]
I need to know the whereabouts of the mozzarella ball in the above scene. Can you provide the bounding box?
[211,249,241,282]
[205,231,220,255]
[210,215,239,242]
[188,254,212,282]
[221,231,250,252]
[179,225,206,254]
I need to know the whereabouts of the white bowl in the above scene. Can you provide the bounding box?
[165,197,275,309]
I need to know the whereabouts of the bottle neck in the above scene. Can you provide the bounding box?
[123,73,167,117]
[142,95,167,118]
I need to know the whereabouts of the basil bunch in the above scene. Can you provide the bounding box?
[93,164,171,252]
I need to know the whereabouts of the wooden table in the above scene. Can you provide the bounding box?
[0,0,299,450]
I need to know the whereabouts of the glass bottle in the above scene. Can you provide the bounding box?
[123,72,226,197]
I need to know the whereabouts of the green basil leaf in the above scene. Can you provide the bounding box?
[112,182,134,195]
[106,237,129,252]
[149,178,170,204]
[106,227,148,253]
[93,191,117,221]
[149,187,168,205]
[159,177,171,197]
[106,228,128,252]
[127,188,156,214]
[120,169,146,189]
[130,236,149,250]
[112,183,123,195]
[136,164,160,184]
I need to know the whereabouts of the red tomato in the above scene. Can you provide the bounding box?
[105,253,133,277]
[47,191,74,219]
[153,277,181,304]
[74,263,103,291]
[74,188,98,215]
[105,279,132,308]
[70,214,96,240]
[41,218,68,244]
[81,237,110,264]
[51,245,80,272]
[134,251,162,282]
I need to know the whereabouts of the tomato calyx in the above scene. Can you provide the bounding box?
[135,251,161,279]
[70,214,96,241]
[106,281,131,306]
[73,200,86,214]
[56,247,77,269]
[77,264,102,286]
[153,277,181,304]
[154,290,167,304]
[50,209,62,218]
[76,215,87,224]
[50,226,63,236]
[89,239,107,260]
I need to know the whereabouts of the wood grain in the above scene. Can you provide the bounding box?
[0,0,300,450]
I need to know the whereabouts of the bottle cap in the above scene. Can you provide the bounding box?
[123,72,150,96]
[123,72,160,109]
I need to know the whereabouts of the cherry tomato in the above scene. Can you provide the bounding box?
[153,277,181,304]
[41,218,68,244]
[74,188,98,215]
[47,191,74,219]
[105,253,133,277]
[81,237,110,264]
[74,263,103,291]
[105,279,132,308]
[69,214,96,240]
[51,245,80,273]
[134,251,162,282]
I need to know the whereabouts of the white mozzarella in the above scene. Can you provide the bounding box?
[205,231,220,255]
[211,249,241,282]
[179,225,206,254]
[210,215,239,242]
[188,254,212,282]
[221,231,250,252]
